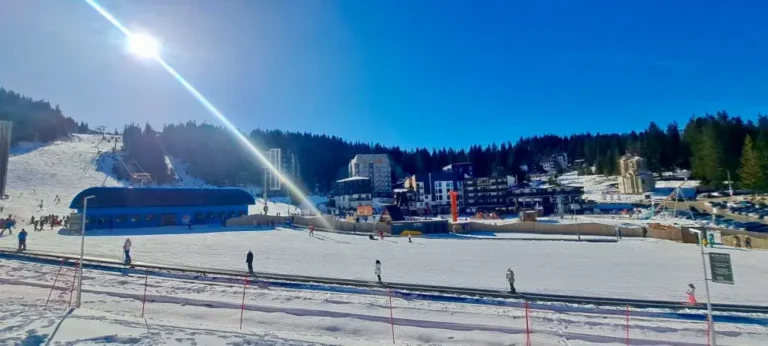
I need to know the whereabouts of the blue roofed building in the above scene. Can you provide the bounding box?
[70,187,255,230]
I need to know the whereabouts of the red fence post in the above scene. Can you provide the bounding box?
[625,304,630,345]
[388,288,395,344]
[68,263,78,307]
[525,300,531,346]
[45,259,65,308]
[240,275,248,330]
[141,270,149,318]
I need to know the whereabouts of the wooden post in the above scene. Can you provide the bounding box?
[240,276,248,330]
[141,270,149,318]
[45,259,65,308]
[525,300,531,346]
[388,288,395,344]
[625,304,630,345]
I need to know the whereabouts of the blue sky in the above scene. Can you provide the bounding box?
[0,0,766,149]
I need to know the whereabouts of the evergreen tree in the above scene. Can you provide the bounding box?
[738,135,763,190]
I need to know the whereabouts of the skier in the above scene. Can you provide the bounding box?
[18,228,27,250]
[506,268,516,294]
[745,236,753,249]
[123,238,132,264]
[246,250,254,275]
[309,224,314,236]
[686,283,697,305]
[375,260,382,283]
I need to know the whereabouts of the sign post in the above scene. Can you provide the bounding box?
[690,229,717,346]
[709,253,734,285]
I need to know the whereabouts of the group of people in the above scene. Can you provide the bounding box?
[30,214,68,231]
[732,235,753,249]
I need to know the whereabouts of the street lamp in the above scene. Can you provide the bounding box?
[76,195,95,308]
[689,228,716,346]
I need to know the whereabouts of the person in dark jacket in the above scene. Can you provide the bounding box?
[18,229,28,250]
[246,250,254,275]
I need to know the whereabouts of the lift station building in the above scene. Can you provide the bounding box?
[70,187,254,230]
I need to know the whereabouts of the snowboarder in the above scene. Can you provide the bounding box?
[123,238,132,264]
[18,228,27,250]
[309,224,314,236]
[506,268,516,294]
[375,260,382,283]
[745,236,753,249]
[246,250,254,275]
[686,283,697,305]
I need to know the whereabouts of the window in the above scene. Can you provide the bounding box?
[130,215,140,223]
[206,211,216,219]
[115,215,127,223]
[145,214,156,223]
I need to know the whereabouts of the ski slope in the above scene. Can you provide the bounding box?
[2,134,125,221]
[0,134,301,221]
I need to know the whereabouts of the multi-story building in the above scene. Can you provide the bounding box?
[540,153,568,173]
[442,162,473,178]
[617,154,655,194]
[264,149,301,192]
[463,176,516,212]
[348,154,392,196]
[331,176,373,212]
[507,186,585,215]
[405,172,464,214]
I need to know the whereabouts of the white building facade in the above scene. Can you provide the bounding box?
[348,154,392,196]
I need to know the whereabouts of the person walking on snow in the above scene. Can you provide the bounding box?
[408,234,412,243]
[246,250,254,275]
[18,228,27,251]
[309,224,314,236]
[123,238,132,264]
[506,268,516,294]
[686,283,697,305]
[375,260,382,283]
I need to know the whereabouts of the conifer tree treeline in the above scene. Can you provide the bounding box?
[124,111,768,192]
[0,88,87,143]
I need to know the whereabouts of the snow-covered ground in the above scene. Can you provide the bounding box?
[558,171,700,203]
[3,259,765,345]
[3,226,768,306]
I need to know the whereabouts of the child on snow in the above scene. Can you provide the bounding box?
[375,260,382,283]
[506,268,516,294]
[123,238,132,264]
[686,283,697,305]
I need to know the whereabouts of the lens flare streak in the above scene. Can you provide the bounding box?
[84,0,328,227]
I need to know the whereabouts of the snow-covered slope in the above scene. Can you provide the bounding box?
[2,134,125,222]
[0,134,305,221]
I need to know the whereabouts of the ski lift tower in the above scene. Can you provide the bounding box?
[653,171,695,221]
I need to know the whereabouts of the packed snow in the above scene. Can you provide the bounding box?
[3,259,765,345]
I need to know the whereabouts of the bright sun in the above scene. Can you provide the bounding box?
[127,33,160,59]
